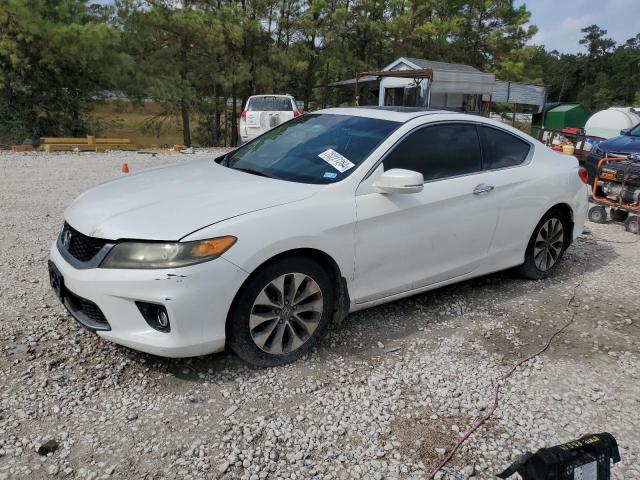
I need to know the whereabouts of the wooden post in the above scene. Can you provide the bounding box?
[181,100,191,148]
[232,95,238,147]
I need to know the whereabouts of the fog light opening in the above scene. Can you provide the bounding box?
[136,302,171,333]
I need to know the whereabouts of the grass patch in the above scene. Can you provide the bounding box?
[89,101,198,148]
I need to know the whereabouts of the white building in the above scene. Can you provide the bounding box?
[330,56,546,114]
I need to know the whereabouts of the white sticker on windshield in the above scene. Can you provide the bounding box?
[318,149,355,173]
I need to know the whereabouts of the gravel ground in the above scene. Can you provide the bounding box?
[1,150,639,480]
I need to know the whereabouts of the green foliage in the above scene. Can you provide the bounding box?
[1,0,639,146]
[530,27,640,110]
[0,0,132,143]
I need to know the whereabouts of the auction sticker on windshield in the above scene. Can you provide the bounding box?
[318,149,355,173]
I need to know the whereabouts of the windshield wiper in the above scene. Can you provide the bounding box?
[231,167,274,178]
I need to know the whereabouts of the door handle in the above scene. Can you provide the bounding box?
[473,183,495,195]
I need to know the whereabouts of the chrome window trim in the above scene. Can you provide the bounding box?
[361,119,535,184]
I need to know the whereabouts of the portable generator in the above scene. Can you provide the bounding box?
[598,159,640,188]
[601,182,640,205]
[498,433,620,480]
[589,155,640,233]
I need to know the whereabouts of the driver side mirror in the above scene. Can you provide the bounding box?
[620,128,631,136]
[374,168,424,194]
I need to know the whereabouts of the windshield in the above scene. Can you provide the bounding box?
[224,114,398,184]
[629,124,640,137]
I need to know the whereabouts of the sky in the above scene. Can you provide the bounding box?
[516,0,640,53]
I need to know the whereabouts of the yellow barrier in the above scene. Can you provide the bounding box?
[11,145,34,152]
[41,137,88,144]
[95,138,131,144]
[41,136,136,152]
[43,143,137,153]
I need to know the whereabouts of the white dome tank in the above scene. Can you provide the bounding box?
[585,107,640,139]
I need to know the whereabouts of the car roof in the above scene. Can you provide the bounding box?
[315,106,454,123]
[314,106,540,144]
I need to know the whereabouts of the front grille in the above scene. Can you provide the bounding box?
[65,290,110,330]
[62,223,108,262]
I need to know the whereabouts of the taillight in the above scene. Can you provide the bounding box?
[578,166,589,184]
[293,110,301,118]
[240,110,247,120]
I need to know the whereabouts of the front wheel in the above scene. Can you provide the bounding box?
[227,256,335,367]
[517,209,570,280]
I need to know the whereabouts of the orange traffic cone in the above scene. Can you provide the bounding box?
[121,163,130,173]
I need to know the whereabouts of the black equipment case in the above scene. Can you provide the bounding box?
[497,433,620,480]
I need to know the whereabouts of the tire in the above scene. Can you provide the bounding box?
[516,209,570,280]
[610,209,629,223]
[588,205,607,224]
[625,216,640,235]
[227,256,335,367]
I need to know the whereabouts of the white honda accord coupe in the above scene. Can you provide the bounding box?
[48,107,589,367]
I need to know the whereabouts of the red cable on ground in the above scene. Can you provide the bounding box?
[428,281,583,479]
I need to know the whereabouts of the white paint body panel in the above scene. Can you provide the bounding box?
[353,165,500,302]
[64,159,320,241]
[50,109,589,358]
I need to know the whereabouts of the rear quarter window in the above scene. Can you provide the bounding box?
[479,126,531,169]
[247,97,294,112]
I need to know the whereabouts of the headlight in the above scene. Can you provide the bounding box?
[100,236,237,269]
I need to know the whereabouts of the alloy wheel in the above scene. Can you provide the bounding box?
[533,218,564,271]
[249,273,323,355]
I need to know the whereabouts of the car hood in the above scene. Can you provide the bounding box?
[65,158,320,241]
[599,134,640,154]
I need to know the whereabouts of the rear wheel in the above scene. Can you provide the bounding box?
[588,205,607,224]
[227,256,335,367]
[517,209,570,280]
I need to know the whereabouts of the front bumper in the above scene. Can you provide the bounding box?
[49,241,249,358]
